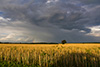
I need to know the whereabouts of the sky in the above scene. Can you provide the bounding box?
[0,0,100,43]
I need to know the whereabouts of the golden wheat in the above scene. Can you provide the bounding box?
[0,43,100,67]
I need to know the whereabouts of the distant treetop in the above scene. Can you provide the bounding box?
[61,40,67,44]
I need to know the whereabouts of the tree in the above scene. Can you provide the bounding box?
[61,40,67,44]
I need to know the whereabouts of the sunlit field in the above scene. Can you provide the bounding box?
[0,43,100,67]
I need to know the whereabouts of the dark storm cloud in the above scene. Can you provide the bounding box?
[0,0,91,32]
[80,0,100,4]
[0,0,100,42]
[85,6,100,26]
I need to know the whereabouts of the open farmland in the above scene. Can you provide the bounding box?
[0,43,100,67]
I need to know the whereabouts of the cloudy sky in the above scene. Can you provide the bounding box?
[0,0,100,43]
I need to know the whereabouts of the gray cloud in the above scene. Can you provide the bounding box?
[79,0,100,4]
[0,19,99,42]
[0,0,88,31]
[0,0,100,42]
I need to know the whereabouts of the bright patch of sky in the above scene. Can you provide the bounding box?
[87,26,100,37]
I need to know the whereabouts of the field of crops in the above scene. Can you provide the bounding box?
[0,43,100,67]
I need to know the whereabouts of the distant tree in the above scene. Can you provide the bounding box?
[61,40,67,44]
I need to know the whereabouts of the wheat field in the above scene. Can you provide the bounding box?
[0,43,100,67]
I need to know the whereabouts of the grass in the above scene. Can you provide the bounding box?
[0,43,100,67]
[0,61,40,67]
